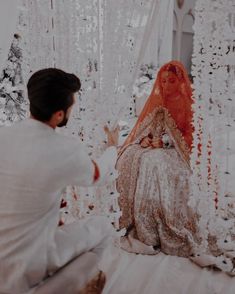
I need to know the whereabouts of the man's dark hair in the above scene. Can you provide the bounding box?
[27,68,81,122]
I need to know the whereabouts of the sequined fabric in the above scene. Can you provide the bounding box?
[117,107,200,257]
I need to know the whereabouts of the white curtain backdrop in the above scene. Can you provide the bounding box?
[11,0,174,227]
[137,0,173,68]
[134,0,173,115]
[0,0,19,74]
[16,0,174,154]
[190,0,235,263]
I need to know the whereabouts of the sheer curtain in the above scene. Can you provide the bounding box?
[16,0,173,155]
[0,0,19,74]
[14,0,174,226]
[191,0,235,263]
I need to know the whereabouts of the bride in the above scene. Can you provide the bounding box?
[116,60,201,256]
[104,60,235,275]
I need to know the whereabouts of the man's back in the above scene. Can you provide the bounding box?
[0,118,94,292]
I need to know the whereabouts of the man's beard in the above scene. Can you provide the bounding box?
[57,115,68,128]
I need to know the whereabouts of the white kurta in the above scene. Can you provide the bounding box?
[0,118,114,293]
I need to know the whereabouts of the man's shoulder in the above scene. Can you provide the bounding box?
[0,121,23,135]
[55,131,83,145]
[52,132,87,155]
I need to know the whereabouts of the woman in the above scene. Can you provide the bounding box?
[116,60,201,257]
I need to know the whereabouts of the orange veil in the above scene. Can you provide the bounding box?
[123,60,194,149]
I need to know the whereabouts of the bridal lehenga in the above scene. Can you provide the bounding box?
[116,61,235,274]
[117,107,200,257]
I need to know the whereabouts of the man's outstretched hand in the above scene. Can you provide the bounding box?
[104,125,120,147]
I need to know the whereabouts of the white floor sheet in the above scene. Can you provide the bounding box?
[101,247,234,294]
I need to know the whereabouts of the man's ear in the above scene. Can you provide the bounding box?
[55,110,64,124]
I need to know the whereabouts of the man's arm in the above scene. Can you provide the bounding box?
[67,138,117,187]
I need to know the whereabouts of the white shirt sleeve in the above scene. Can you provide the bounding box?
[63,138,117,187]
[64,138,95,187]
[93,146,118,186]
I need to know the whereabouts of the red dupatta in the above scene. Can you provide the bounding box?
[122,60,194,150]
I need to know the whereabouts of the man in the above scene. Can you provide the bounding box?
[0,68,116,293]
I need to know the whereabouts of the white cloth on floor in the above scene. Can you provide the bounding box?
[102,248,235,294]
[33,251,100,294]
[0,118,115,293]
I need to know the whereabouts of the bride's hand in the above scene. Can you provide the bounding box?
[151,138,163,148]
[140,136,152,148]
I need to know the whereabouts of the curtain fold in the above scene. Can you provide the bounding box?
[0,0,19,74]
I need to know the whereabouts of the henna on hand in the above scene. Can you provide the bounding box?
[150,138,163,148]
[140,136,152,148]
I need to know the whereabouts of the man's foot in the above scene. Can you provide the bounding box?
[79,271,106,294]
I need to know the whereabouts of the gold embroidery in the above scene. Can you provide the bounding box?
[116,107,199,258]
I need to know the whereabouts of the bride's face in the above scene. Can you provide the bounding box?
[160,71,181,97]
